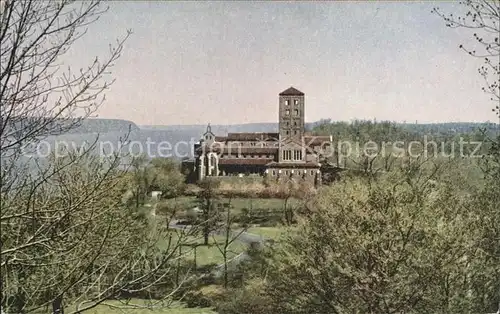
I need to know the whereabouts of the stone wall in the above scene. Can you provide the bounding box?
[265,167,320,184]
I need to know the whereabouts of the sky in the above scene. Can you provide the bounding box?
[63,1,497,125]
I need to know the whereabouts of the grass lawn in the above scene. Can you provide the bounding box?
[229,197,301,212]
[181,235,247,267]
[76,300,216,313]
[245,226,287,239]
[156,231,248,267]
[162,196,199,210]
[163,196,302,213]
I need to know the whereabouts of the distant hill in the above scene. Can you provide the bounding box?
[138,123,279,134]
[138,122,324,134]
[1,117,139,136]
[69,118,139,134]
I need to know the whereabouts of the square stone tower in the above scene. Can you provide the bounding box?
[278,86,305,139]
[278,87,306,163]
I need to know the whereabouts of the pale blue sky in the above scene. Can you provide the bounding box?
[64,1,495,125]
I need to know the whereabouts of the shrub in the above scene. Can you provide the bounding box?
[215,279,273,314]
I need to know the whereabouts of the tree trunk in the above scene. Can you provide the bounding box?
[203,227,209,246]
[175,245,181,286]
[194,245,197,270]
[203,199,211,245]
[52,295,64,314]
[13,267,26,313]
[135,190,140,208]
[223,254,228,288]
[284,197,291,225]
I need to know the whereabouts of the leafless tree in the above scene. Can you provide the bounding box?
[0,1,194,313]
[433,0,499,125]
[213,197,247,288]
[279,181,296,226]
[0,0,132,154]
[434,3,500,312]
[197,178,221,246]
[1,149,197,313]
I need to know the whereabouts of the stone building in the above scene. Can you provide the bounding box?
[186,87,334,184]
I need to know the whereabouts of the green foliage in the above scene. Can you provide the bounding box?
[432,7,500,311]
[149,158,186,196]
[196,179,223,246]
[232,162,499,313]
[215,279,273,314]
[314,120,497,143]
[125,155,186,208]
[1,152,185,313]
[71,299,216,313]
[313,119,406,143]
[313,119,494,159]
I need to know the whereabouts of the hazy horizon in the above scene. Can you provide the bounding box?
[61,1,498,126]
[135,120,498,128]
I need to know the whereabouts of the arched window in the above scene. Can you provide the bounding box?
[209,155,217,176]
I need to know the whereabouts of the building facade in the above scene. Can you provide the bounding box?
[187,87,334,184]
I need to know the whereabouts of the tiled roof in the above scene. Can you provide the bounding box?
[279,87,304,96]
[278,136,303,146]
[266,161,320,168]
[219,158,274,166]
[196,145,278,154]
[222,147,278,154]
[214,136,227,141]
[221,147,278,154]
[226,132,279,141]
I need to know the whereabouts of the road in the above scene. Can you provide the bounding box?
[168,221,270,278]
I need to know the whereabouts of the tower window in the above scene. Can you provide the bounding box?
[294,99,299,105]
[285,109,290,115]
[285,100,289,106]
[294,109,299,115]
[283,150,292,161]
[294,130,297,135]
[286,130,289,135]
